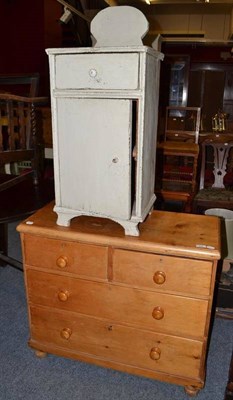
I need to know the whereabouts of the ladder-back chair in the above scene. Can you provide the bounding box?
[0,93,54,270]
[155,106,201,212]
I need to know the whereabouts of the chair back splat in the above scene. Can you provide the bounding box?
[193,135,233,214]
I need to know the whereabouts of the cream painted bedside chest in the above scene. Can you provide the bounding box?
[18,203,221,397]
[46,6,163,236]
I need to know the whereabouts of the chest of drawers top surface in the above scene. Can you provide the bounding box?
[17,202,220,261]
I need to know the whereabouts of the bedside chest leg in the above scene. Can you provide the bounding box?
[34,349,47,358]
[184,385,200,397]
[112,218,140,236]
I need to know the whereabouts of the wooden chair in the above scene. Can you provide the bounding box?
[165,106,201,143]
[193,135,233,214]
[155,106,201,212]
[0,73,39,97]
[0,93,54,270]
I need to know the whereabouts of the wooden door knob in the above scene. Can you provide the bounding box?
[150,347,161,361]
[60,328,72,340]
[56,256,68,269]
[152,306,164,320]
[153,271,166,285]
[58,290,69,302]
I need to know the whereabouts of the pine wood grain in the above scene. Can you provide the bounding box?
[30,304,204,380]
[24,235,108,280]
[112,249,212,297]
[26,269,208,339]
[18,203,220,395]
[17,202,221,261]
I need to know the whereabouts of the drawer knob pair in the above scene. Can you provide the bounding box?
[58,290,70,302]
[56,256,68,269]
[152,306,164,320]
[153,271,166,285]
[60,328,72,340]
[150,347,161,361]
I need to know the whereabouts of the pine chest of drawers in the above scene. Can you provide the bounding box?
[17,203,220,396]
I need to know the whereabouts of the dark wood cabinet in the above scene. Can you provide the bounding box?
[158,46,233,137]
[188,66,228,131]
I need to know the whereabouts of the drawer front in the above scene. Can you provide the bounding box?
[113,249,212,297]
[55,53,139,90]
[30,305,203,379]
[24,235,108,280]
[26,270,208,338]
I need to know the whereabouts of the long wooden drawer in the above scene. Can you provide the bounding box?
[23,235,108,280]
[26,270,208,338]
[30,305,203,380]
[112,249,212,297]
[55,53,139,90]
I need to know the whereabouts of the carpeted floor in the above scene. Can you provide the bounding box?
[0,222,233,400]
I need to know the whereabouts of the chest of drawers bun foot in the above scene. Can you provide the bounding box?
[184,385,200,397]
[34,349,47,359]
[17,203,221,397]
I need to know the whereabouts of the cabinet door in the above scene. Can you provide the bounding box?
[56,98,132,219]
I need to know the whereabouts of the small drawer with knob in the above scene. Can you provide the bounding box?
[29,304,203,379]
[23,235,108,280]
[112,249,213,297]
[55,53,139,90]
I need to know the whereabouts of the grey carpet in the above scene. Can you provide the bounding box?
[0,222,232,400]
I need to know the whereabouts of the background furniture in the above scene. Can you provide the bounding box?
[46,6,163,236]
[164,106,201,143]
[193,135,233,214]
[18,202,220,397]
[0,93,46,186]
[0,93,54,270]
[155,106,201,212]
[0,73,40,97]
[0,73,53,160]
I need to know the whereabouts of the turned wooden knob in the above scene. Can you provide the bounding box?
[153,271,166,285]
[152,306,164,320]
[58,290,69,302]
[150,347,161,361]
[60,328,72,340]
[56,256,68,269]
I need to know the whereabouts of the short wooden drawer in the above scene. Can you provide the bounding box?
[24,235,108,280]
[55,53,139,90]
[112,249,213,297]
[30,305,203,380]
[26,270,208,338]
